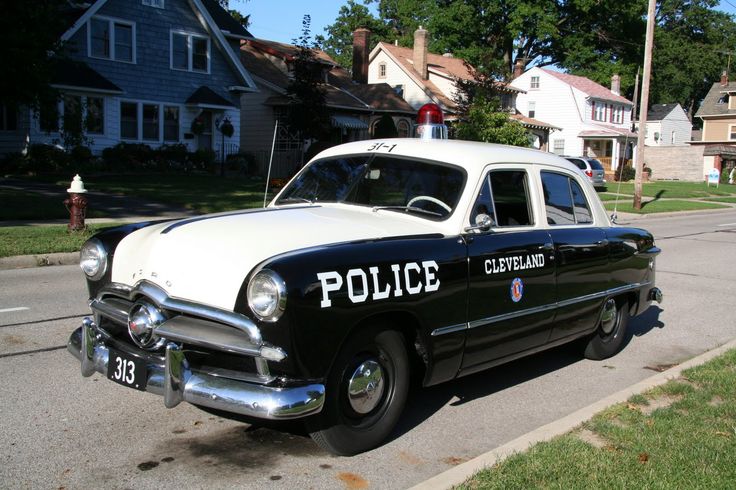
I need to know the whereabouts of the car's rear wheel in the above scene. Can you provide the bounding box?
[307,327,409,455]
[584,297,629,360]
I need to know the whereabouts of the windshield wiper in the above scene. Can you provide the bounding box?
[371,205,442,217]
[278,197,314,204]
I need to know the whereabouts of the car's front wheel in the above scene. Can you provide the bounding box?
[584,296,629,360]
[307,327,409,455]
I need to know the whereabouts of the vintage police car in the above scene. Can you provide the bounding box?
[68,138,661,455]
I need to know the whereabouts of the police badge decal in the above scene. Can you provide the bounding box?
[510,277,524,303]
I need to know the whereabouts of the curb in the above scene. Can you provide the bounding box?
[410,337,736,490]
[0,252,79,270]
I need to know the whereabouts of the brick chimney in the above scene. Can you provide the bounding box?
[352,28,371,84]
[413,26,428,80]
[721,70,729,86]
[513,59,524,79]
[611,74,621,95]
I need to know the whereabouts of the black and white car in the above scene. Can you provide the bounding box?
[69,139,661,455]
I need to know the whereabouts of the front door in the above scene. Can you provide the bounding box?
[461,168,557,372]
[197,110,213,150]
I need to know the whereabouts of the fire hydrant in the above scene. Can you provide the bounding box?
[64,174,88,231]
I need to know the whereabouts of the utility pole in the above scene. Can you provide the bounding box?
[631,66,640,131]
[634,0,656,210]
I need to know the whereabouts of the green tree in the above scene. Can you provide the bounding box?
[454,68,530,146]
[0,0,67,112]
[316,0,392,70]
[286,15,331,142]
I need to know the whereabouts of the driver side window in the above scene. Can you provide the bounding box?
[470,170,533,227]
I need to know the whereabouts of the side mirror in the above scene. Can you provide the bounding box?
[464,213,494,233]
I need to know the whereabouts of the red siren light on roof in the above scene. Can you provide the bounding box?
[414,103,448,140]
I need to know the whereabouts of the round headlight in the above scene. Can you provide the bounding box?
[247,269,286,322]
[79,238,108,281]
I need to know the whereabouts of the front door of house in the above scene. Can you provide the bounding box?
[197,110,213,150]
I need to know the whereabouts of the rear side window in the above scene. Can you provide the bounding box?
[470,170,533,227]
[541,171,593,225]
[587,159,604,170]
[567,158,586,170]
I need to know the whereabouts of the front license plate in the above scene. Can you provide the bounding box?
[107,348,147,391]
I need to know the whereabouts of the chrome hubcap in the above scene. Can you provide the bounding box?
[347,360,384,415]
[600,299,618,335]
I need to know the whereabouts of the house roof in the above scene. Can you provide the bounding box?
[200,0,252,38]
[647,103,680,121]
[371,42,523,114]
[52,60,122,94]
[185,86,236,109]
[695,81,736,117]
[541,69,632,105]
[510,113,560,131]
[241,40,415,115]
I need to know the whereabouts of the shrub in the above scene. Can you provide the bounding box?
[102,143,154,171]
[27,143,70,172]
[0,153,26,175]
[721,167,733,184]
[155,144,190,171]
[615,164,636,182]
[190,148,217,172]
[225,152,257,175]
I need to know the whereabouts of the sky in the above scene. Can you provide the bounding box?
[233,0,377,43]
[237,0,736,45]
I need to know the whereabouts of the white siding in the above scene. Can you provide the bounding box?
[368,50,433,110]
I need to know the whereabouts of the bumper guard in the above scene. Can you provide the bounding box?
[68,318,325,420]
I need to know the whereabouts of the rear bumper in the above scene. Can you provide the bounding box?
[67,318,325,420]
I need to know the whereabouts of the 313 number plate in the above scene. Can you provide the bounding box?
[107,348,147,391]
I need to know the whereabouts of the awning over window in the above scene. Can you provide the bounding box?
[330,115,368,130]
[185,86,236,110]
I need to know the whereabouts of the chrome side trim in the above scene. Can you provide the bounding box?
[68,323,324,420]
[430,323,468,337]
[96,281,263,345]
[432,282,653,336]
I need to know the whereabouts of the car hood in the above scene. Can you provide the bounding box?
[111,205,442,311]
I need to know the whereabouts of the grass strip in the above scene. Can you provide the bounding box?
[36,174,270,214]
[703,197,736,204]
[611,181,736,198]
[0,222,124,258]
[0,189,108,221]
[604,200,728,214]
[460,349,736,489]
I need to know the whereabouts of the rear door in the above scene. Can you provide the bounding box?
[540,170,610,341]
[461,167,556,372]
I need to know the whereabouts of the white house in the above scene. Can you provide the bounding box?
[364,28,558,149]
[639,103,692,146]
[510,67,637,172]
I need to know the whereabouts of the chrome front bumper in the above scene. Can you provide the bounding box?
[67,318,325,420]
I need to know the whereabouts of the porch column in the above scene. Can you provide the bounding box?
[611,140,620,171]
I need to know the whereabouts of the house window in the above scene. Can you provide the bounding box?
[397,119,410,138]
[89,17,135,62]
[142,0,164,7]
[592,101,607,122]
[530,76,540,89]
[611,105,623,124]
[40,102,60,132]
[86,97,104,134]
[393,84,404,98]
[120,102,138,139]
[718,95,728,104]
[171,32,210,73]
[142,104,159,141]
[163,106,179,141]
[729,125,736,140]
[671,131,676,144]
[378,62,387,78]
[0,103,18,131]
[528,101,536,118]
[553,139,565,155]
[63,95,83,135]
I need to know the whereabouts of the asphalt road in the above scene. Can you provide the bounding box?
[1,209,735,489]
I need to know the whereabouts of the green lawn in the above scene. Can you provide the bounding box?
[23,173,270,214]
[609,181,736,198]
[704,197,736,204]
[0,189,109,221]
[604,200,729,214]
[0,222,123,257]
[460,349,736,489]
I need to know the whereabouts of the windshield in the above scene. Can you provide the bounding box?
[275,155,466,220]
